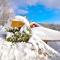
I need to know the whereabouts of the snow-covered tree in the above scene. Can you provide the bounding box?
[0,0,15,25]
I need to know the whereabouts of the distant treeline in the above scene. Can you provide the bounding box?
[0,21,60,31]
[39,23,60,31]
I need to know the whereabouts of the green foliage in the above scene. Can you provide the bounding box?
[6,27,32,43]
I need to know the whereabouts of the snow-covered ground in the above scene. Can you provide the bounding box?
[0,25,60,60]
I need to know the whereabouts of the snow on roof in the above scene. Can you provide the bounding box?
[31,25,60,40]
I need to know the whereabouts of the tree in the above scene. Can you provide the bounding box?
[0,0,15,25]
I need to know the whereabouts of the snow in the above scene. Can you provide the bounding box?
[0,25,60,60]
[32,26,60,40]
[0,35,60,60]
[31,26,60,53]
